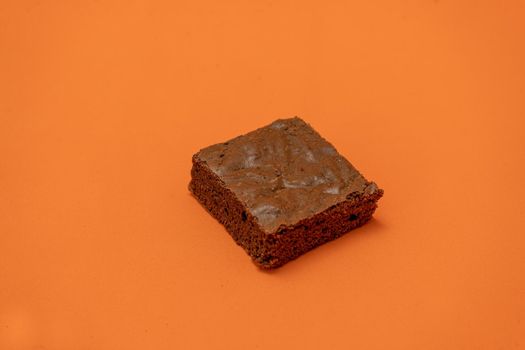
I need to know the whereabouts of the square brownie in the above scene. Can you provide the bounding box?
[189,117,383,269]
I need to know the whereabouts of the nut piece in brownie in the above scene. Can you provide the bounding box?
[189,117,383,269]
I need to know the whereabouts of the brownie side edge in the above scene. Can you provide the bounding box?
[189,154,272,265]
[259,185,383,268]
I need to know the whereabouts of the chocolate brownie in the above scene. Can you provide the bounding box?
[189,117,383,269]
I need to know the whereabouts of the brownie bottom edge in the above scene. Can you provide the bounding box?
[189,159,383,269]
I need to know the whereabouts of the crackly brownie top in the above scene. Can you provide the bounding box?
[196,117,369,233]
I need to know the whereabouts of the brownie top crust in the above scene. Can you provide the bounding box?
[196,117,370,233]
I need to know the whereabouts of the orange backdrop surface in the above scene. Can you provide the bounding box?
[1,1,524,349]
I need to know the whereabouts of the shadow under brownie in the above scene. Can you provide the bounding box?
[189,117,383,269]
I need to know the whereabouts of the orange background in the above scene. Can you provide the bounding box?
[1,1,524,349]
